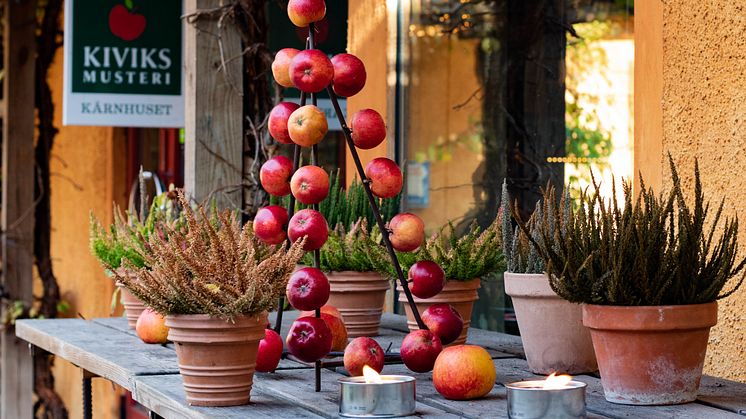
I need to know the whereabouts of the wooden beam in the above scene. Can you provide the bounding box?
[1,0,37,417]
[183,0,244,209]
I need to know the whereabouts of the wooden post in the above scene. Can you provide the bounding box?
[1,0,37,417]
[183,0,244,209]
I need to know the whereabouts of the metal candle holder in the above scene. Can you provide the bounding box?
[338,375,416,418]
[506,380,587,419]
[272,21,427,392]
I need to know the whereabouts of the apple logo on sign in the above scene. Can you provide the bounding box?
[108,0,146,41]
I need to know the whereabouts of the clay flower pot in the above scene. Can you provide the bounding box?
[165,312,268,407]
[583,302,717,405]
[327,271,389,337]
[116,282,146,329]
[397,278,480,345]
[504,272,596,374]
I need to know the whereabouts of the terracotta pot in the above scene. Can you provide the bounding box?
[327,271,389,337]
[504,272,597,374]
[165,312,268,407]
[583,303,717,405]
[116,282,146,329]
[397,279,480,345]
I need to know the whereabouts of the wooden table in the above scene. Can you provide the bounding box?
[15,313,746,418]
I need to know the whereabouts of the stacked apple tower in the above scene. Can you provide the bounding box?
[253,0,462,391]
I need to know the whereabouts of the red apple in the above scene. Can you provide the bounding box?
[300,306,348,351]
[260,156,294,197]
[269,102,301,144]
[350,109,386,150]
[291,165,330,205]
[288,209,329,251]
[272,48,300,88]
[400,329,442,373]
[136,309,169,344]
[389,213,424,252]
[344,337,385,376]
[287,0,326,28]
[331,54,367,97]
[287,267,330,311]
[289,50,334,93]
[433,345,496,400]
[288,105,328,147]
[422,304,463,346]
[408,261,445,299]
[253,206,288,245]
[109,5,146,41]
[365,158,403,199]
[256,328,284,373]
[287,316,333,362]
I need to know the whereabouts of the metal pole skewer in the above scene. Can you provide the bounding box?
[324,86,427,331]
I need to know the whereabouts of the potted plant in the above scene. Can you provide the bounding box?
[114,192,306,407]
[298,173,398,337]
[528,158,745,405]
[374,219,505,345]
[501,181,597,374]
[89,194,177,328]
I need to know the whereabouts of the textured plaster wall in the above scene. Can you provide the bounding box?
[657,0,746,382]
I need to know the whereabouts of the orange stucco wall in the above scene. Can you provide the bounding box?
[46,37,128,417]
[635,0,746,382]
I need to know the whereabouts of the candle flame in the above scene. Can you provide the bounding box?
[542,372,573,390]
[362,365,383,384]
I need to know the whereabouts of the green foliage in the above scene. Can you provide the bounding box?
[527,157,745,306]
[320,170,399,231]
[302,219,381,272]
[371,218,505,281]
[283,170,400,273]
[89,191,182,271]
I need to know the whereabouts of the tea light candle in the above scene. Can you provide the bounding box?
[338,366,416,418]
[506,373,587,419]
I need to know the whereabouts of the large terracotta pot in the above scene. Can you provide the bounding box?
[397,279,480,345]
[327,271,389,337]
[504,272,596,374]
[165,312,267,407]
[583,302,717,405]
[116,282,146,329]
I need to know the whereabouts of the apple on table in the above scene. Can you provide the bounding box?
[136,309,169,344]
[256,328,284,373]
[344,337,385,376]
[433,345,496,400]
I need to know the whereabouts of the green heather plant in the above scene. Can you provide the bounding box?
[113,192,306,318]
[89,191,182,272]
[373,218,505,281]
[525,156,746,306]
[298,170,399,272]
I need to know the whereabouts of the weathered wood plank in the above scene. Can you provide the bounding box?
[491,358,741,419]
[16,319,179,390]
[1,1,38,416]
[698,375,746,415]
[183,0,244,209]
[253,367,459,418]
[134,374,325,419]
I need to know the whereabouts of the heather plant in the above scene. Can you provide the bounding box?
[525,156,745,306]
[500,180,560,274]
[89,190,182,272]
[372,218,505,281]
[113,192,306,318]
[302,218,381,272]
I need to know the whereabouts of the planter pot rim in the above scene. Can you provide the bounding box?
[582,302,717,331]
[504,272,568,299]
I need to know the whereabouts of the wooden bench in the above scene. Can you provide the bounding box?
[15,313,746,418]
